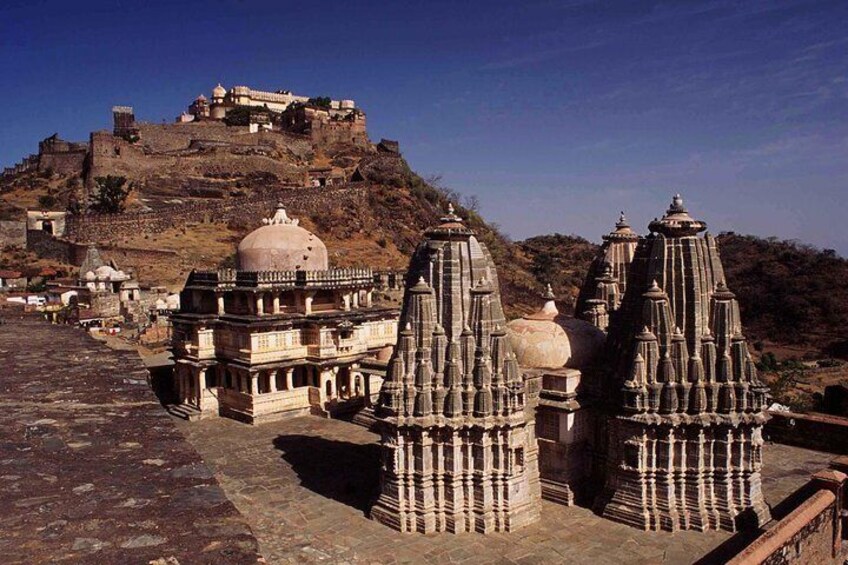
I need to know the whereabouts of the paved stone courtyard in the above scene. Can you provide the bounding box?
[0,317,837,564]
[178,413,835,564]
[0,317,261,564]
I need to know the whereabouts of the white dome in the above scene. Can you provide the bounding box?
[95,265,114,279]
[507,316,571,369]
[212,83,226,98]
[237,206,328,272]
[85,271,96,281]
[506,296,605,370]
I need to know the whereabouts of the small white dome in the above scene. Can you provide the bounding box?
[506,295,605,370]
[212,83,226,98]
[237,205,328,272]
[94,265,114,279]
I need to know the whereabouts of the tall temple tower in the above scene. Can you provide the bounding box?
[596,195,771,532]
[371,205,542,534]
[576,212,639,331]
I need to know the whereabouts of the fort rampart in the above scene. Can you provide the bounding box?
[27,229,177,268]
[63,184,369,243]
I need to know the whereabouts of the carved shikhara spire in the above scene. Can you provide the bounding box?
[596,195,772,533]
[576,211,639,330]
[372,204,541,534]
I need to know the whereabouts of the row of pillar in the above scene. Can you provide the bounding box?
[176,363,373,409]
[214,289,374,317]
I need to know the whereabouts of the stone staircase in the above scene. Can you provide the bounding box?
[350,406,378,431]
[165,403,205,421]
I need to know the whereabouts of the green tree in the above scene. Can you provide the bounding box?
[38,194,57,209]
[91,175,130,214]
[307,96,332,109]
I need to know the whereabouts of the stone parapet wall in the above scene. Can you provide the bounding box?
[2,154,39,178]
[39,150,86,175]
[728,469,847,565]
[766,410,848,455]
[27,229,177,268]
[64,184,368,243]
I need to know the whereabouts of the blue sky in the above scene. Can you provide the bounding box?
[1,0,846,253]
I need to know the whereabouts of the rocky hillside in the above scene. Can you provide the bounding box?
[515,231,848,359]
[716,233,848,355]
[3,118,847,353]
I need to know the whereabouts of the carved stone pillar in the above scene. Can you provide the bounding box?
[197,367,207,409]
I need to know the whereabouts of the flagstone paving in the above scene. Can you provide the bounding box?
[0,317,261,565]
[177,412,835,564]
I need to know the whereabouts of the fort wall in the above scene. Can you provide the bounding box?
[26,228,177,269]
[84,123,315,189]
[39,150,87,176]
[63,184,368,244]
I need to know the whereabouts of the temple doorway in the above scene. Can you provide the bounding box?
[336,366,351,399]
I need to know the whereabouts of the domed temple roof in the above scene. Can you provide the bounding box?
[212,83,226,98]
[507,285,605,370]
[237,205,328,272]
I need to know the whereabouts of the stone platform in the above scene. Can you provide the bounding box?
[0,317,836,564]
[178,414,835,564]
[0,317,261,564]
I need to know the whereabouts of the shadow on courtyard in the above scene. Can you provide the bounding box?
[273,434,380,515]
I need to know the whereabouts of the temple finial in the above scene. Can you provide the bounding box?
[264,204,298,226]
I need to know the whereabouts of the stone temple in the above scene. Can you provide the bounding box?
[506,285,605,505]
[575,211,639,331]
[595,195,772,532]
[371,205,542,533]
[169,204,398,423]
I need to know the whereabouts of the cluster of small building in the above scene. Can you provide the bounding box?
[177,83,368,144]
[181,84,357,122]
[169,194,781,538]
[42,244,178,328]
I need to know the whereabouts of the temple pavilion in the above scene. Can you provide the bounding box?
[169,204,399,423]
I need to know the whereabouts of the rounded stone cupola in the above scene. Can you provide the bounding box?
[212,83,226,99]
[506,285,605,370]
[237,205,328,272]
